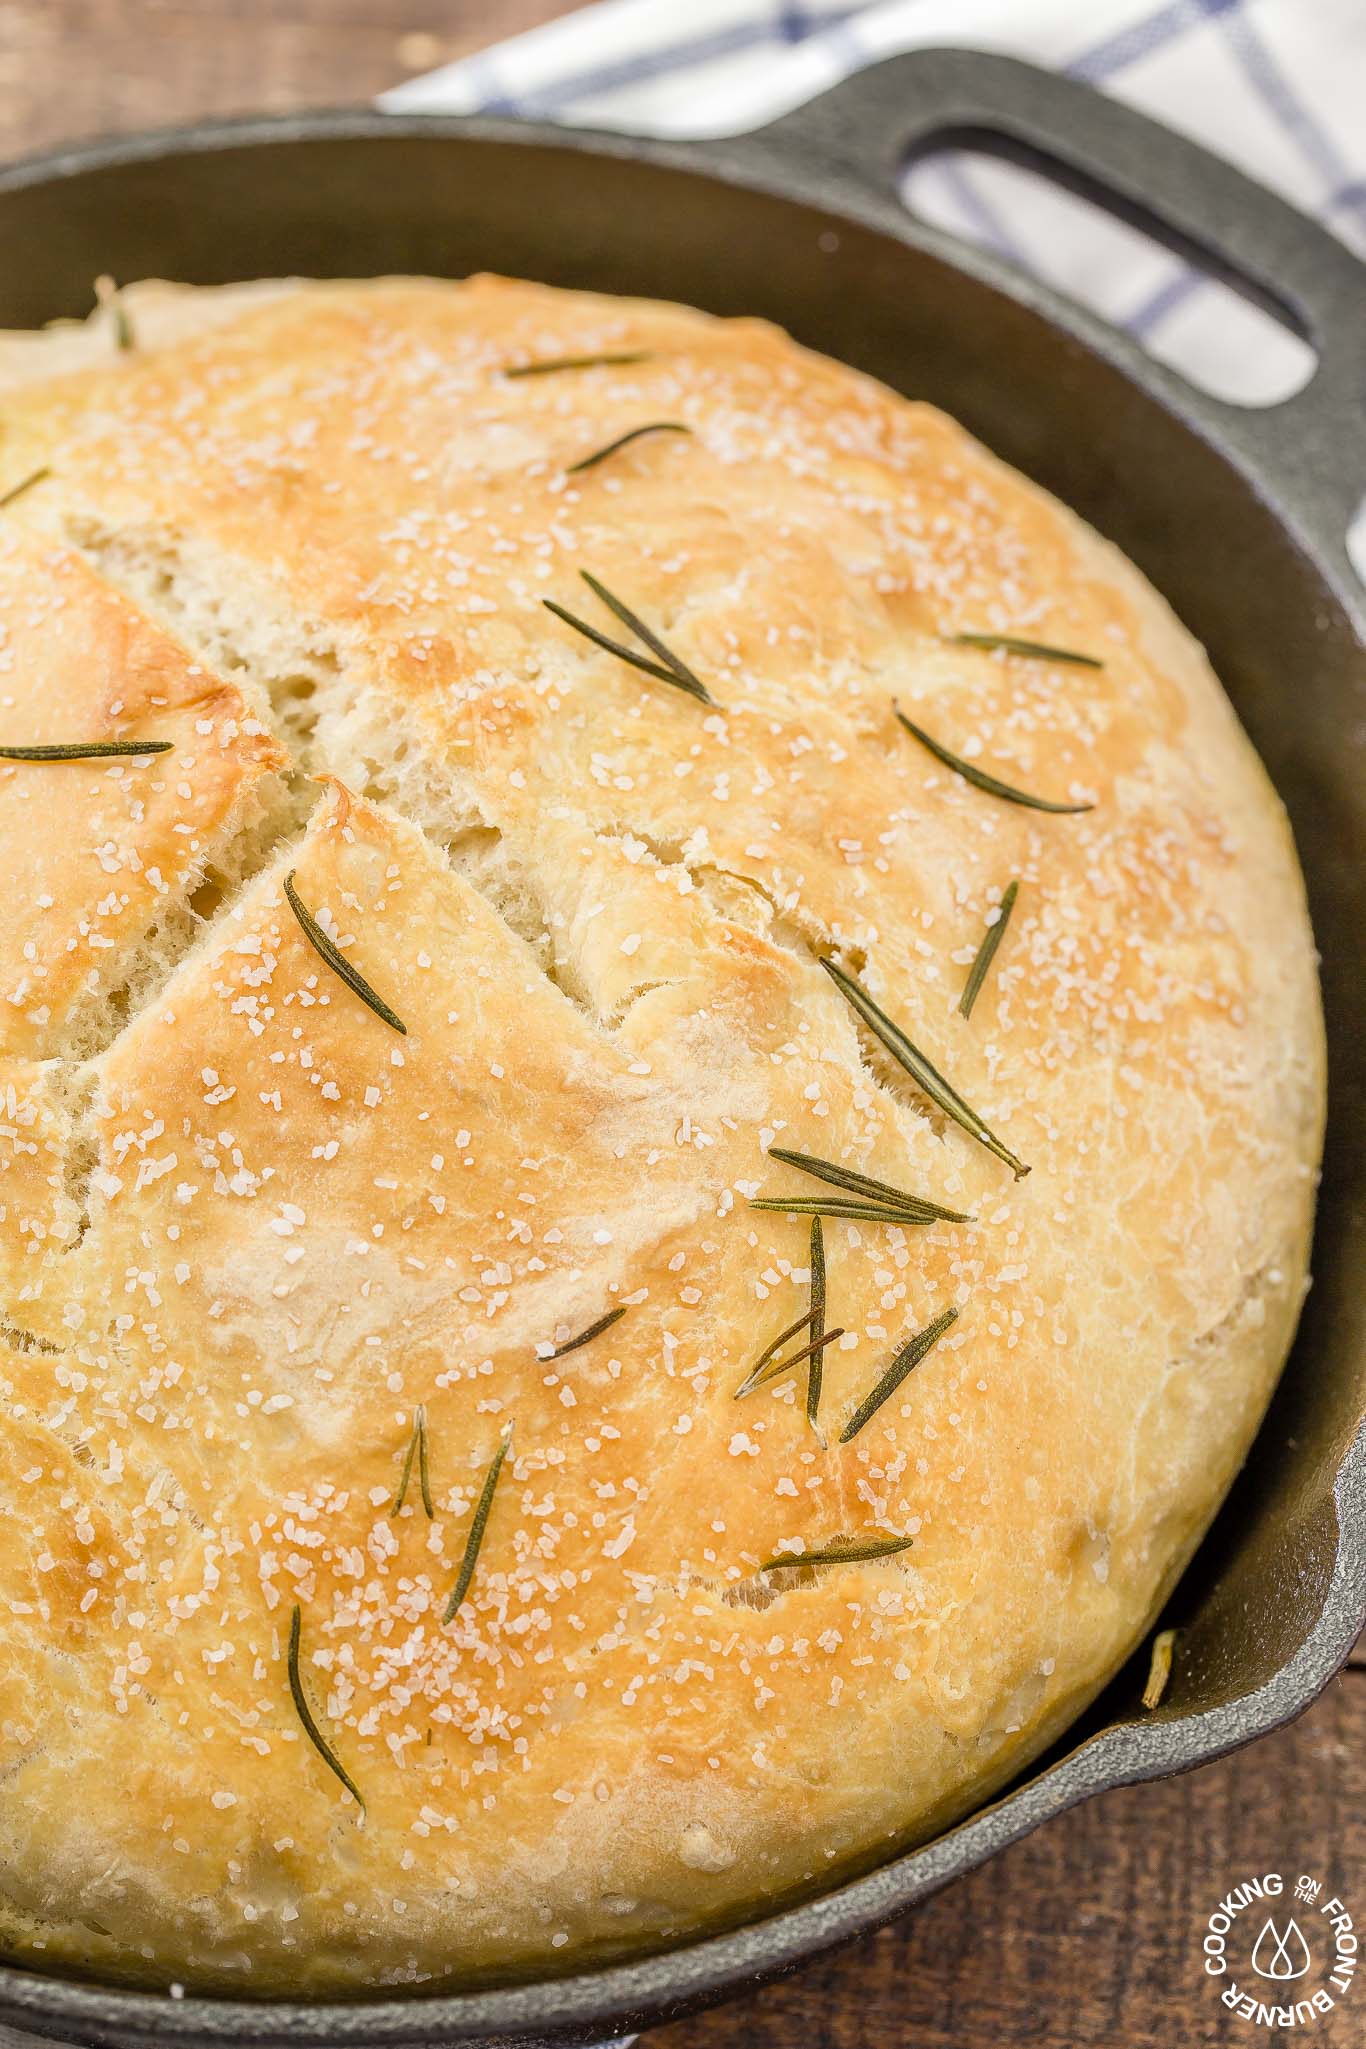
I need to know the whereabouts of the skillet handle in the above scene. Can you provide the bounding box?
[738,46,1366,611]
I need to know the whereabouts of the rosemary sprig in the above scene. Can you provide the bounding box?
[418,1408,433,1516]
[742,1323,843,1397]
[765,1147,974,1224]
[949,631,1103,669]
[443,1425,514,1623]
[821,956,1030,1179]
[543,570,714,703]
[287,1604,365,1811]
[1142,1627,1180,1711]
[586,569,714,703]
[761,1533,915,1572]
[282,870,407,1036]
[734,1220,835,1417]
[96,274,134,351]
[893,703,1093,814]
[542,599,682,686]
[839,1305,959,1443]
[390,1410,419,1517]
[806,1215,826,1431]
[959,879,1019,1020]
[549,1303,627,1357]
[544,606,712,702]
[390,1404,433,1519]
[0,465,50,510]
[567,422,690,473]
[0,739,173,761]
[734,1304,817,1399]
[577,570,698,688]
[504,350,651,379]
[749,1196,952,1226]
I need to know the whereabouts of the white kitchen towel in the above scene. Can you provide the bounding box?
[383,0,1366,410]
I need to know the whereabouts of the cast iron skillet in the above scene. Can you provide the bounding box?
[0,47,1362,2049]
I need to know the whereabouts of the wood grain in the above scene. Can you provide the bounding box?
[663,1668,1366,2048]
[0,1,580,162]
[1,6,1361,2045]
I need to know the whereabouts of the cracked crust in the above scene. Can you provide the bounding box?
[0,276,1324,1993]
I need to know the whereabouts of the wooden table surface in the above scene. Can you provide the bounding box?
[2,5,1361,2045]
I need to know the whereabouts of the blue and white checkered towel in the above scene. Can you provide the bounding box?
[383,0,1366,410]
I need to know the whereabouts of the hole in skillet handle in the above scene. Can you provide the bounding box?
[899,124,1316,407]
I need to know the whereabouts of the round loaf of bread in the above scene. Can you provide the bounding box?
[0,277,1322,1993]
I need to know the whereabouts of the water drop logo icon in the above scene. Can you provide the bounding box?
[1250,1915,1313,1981]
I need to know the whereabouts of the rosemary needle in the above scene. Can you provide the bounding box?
[418,1408,434,1517]
[542,599,682,686]
[893,702,1093,814]
[549,1304,627,1358]
[282,870,407,1035]
[1143,1627,1179,1710]
[734,1305,818,1399]
[821,956,1030,1178]
[95,274,134,351]
[504,350,651,379]
[567,421,690,473]
[0,739,172,761]
[581,569,713,703]
[542,572,716,703]
[959,879,1019,1020]
[287,1604,365,1811]
[0,466,51,510]
[390,1413,418,1517]
[739,1325,844,1398]
[839,1306,959,1443]
[806,1215,826,1431]
[748,1196,950,1226]
[766,1147,974,1224]
[443,1427,514,1624]
[949,631,1103,670]
[390,1405,433,1519]
[761,1533,915,1572]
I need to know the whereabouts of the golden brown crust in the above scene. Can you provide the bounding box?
[0,529,289,1060]
[0,276,1322,1992]
[0,524,290,1339]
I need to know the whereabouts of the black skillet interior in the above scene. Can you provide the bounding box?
[0,46,1362,2049]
